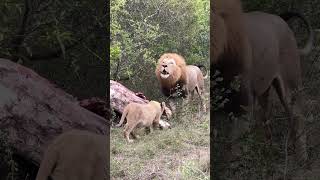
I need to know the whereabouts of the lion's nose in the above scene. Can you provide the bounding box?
[162,65,167,68]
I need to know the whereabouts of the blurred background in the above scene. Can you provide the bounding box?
[213,0,320,179]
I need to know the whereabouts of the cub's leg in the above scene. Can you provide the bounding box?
[123,125,131,143]
[123,123,136,143]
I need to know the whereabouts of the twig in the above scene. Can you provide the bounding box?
[9,0,31,61]
[82,43,104,61]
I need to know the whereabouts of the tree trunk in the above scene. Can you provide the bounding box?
[0,59,108,165]
[79,97,109,119]
[110,80,149,114]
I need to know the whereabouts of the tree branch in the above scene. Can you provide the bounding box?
[113,44,125,80]
[33,0,54,14]
[9,0,31,60]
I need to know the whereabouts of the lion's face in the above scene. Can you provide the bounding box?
[159,57,177,79]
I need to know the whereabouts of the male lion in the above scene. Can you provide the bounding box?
[36,130,107,180]
[116,100,166,143]
[155,53,207,113]
[212,0,314,162]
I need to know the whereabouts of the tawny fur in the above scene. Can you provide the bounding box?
[155,53,206,112]
[116,101,166,143]
[163,106,172,120]
[36,130,107,180]
[211,0,314,162]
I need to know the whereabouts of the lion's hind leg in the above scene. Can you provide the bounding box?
[257,87,272,145]
[272,77,308,164]
[291,93,308,165]
[182,92,191,109]
[195,85,206,113]
[123,123,135,143]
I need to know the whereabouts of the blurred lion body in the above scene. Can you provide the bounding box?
[36,130,107,180]
[116,101,166,142]
[212,0,313,161]
[155,53,206,112]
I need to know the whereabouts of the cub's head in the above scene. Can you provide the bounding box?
[156,53,186,82]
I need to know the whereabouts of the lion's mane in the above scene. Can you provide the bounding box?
[155,53,188,96]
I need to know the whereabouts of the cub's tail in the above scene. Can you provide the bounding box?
[279,12,314,55]
[116,106,129,127]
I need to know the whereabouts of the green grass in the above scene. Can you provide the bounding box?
[110,100,210,179]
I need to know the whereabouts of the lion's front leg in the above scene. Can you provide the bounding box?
[168,98,177,115]
[228,79,254,157]
[182,95,191,108]
[182,85,191,105]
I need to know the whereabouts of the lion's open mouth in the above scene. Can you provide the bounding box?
[160,69,170,79]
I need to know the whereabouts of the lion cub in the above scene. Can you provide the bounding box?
[36,130,107,180]
[116,101,166,142]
